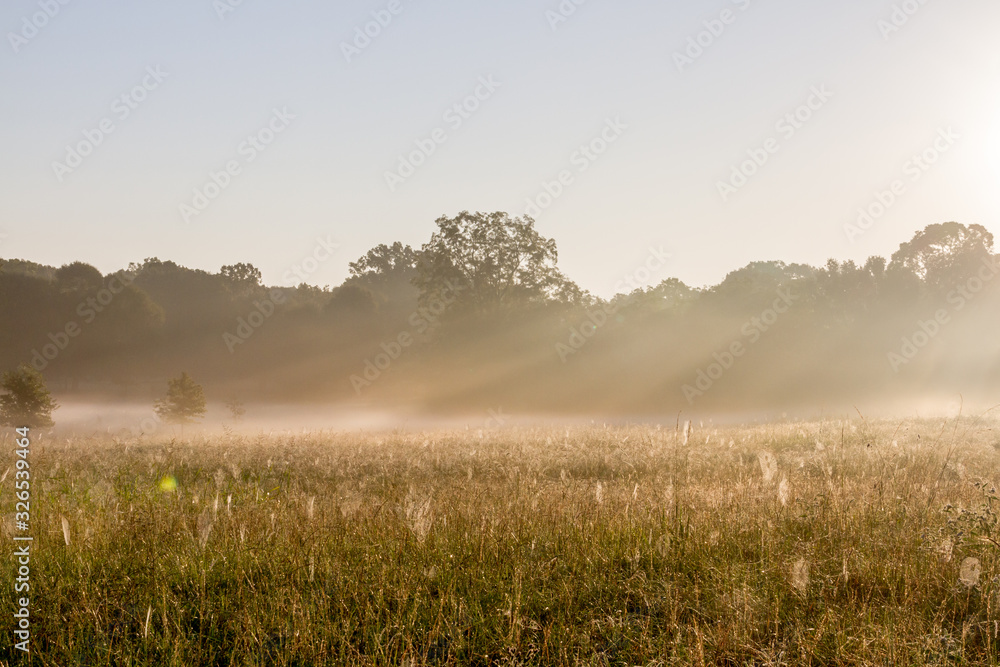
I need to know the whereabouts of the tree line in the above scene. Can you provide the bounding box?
[1,212,997,415]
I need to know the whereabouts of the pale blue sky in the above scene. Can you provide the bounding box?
[1,0,998,297]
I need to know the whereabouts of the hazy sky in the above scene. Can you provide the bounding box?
[1,0,998,297]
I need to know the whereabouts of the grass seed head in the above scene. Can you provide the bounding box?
[403,487,434,543]
[60,515,71,546]
[197,512,214,549]
[791,558,810,595]
[960,557,982,588]
[778,478,791,506]
[758,451,778,484]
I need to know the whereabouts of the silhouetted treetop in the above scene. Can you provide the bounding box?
[220,263,263,298]
[349,242,417,282]
[414,211,582,314]
[890,221,994,293]
[55,262,103,293]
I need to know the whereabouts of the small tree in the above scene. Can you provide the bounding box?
[226,398,246,422]
[154,372,207,426]
[0,365,58,429]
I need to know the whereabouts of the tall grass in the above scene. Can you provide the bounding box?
[3,416,1000,665]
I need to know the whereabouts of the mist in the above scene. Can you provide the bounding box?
[4,220,998,430]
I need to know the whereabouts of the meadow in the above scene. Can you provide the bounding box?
[3,415,1000,666]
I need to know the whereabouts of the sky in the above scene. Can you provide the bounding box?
[1,0,998,298]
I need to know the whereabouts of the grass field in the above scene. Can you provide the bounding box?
[4,416,1000,666]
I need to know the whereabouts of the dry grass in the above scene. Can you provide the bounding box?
[3,416,1000,665]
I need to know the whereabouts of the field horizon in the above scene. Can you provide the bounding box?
[41,395,1000,438]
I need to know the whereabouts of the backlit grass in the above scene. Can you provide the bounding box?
[3,416,1000,665]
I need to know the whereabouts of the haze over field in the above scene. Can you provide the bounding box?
[2,217,1000,432]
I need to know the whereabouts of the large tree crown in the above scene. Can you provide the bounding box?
[413,210,581,314]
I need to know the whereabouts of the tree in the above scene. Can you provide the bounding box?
[707,261,813,314]
[617,277,696,317]
[220,263,263,298]
[414,211,581,314]
[91,279,166,342]
[226,398,246,421]
[0,365,57,429]
[346,242,419,313]
[131,258,231,332]
[348,242,416,282]
[325,283,377,317]
[0,258,56,281]
[889,222,995,293]
[55,262,103,293]
[154,372,207,425]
